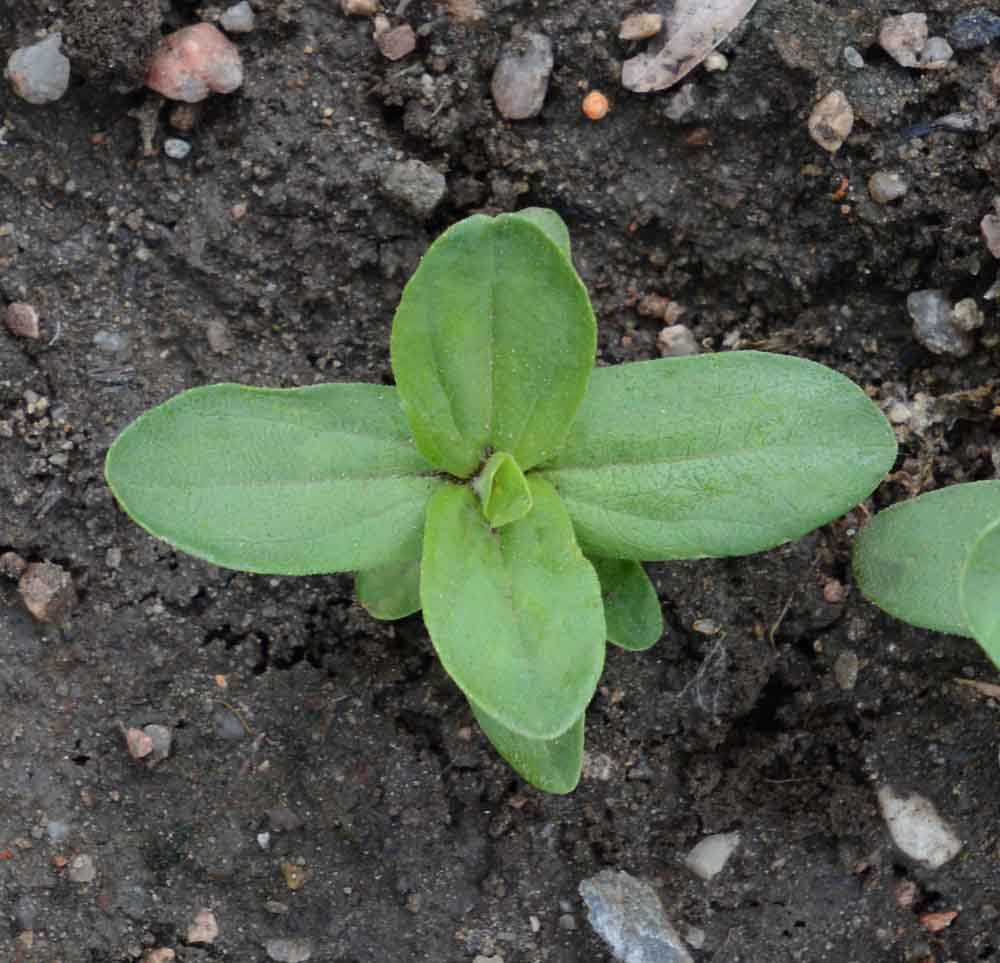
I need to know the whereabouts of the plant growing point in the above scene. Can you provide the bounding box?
[106,209,898,792]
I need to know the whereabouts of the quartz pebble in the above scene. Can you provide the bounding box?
[381,159,447,220]
[951,298,983,333]
[843,46,865,68]
[919,36,953,69]
[658,325,699,357]
[265,938,313,962]
[220,1,256,33]
[377,24,416,61]
[164,138,191,160]
[491,32,553,120]
[948,8,1000,50]
[684,832,740,880]
[907,289,974,358]
[868,171,908,205]
[187,909,219,944]
[5,302,40,339]
[877,785,962,869]
[808,90,853,153]
[879,13,928,68]
[619,13,663,41]
[703,51,728,72]
[580,870,694,963]
[5,34,71,104]
[67,853,97,883]
[146,23,243,103]
[18,562,76,623]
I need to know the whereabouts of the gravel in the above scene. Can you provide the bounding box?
[5,34,71,104]
[491,32,553,120]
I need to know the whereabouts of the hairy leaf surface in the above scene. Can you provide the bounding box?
[390,214,595,477]
[590,558,663,651]
[421,478,605,739]
[474,450,533,528]
[356,560,422,620]
[471,699,584,794]
[853,481,1000,636]
[538,352,897,560]
[961,516,1000,668]
[509,207,571,257]
[106,384,440,575]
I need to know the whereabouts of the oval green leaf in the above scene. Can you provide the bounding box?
[421,477,605,739]
[590,557,663,651]
[854,481,1000,636]
[356,560,422,620]
[106,383,441,575]
[471,698,584,794]
[474,450,533,528]
[961,515,1000,668]
[509,207,571,258]
[390,213,596,478]
[538,352,897,560]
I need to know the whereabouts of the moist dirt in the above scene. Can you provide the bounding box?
[1,1,999,961]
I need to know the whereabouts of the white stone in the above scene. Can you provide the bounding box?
[877,785,962,869]
[684,831,740,880]
[221,1,256,33]
[919,36,953,69]
[5,34,70,104]
[619,13,663,41]
[187,909,219,944]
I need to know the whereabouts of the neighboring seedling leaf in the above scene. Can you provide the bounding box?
[106,383,440,575]
[471,698,584,794]
[390,213,596,477]
[421,477,605,739]
[474,450,533,527]
[961,515,1000,668]
[539,352,897,560]
[509,207,571,258]
[356,560,422,620]
[854,481,1000,637]
[590,557,663,651]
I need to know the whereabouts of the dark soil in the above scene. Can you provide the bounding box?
[2,1,999,961]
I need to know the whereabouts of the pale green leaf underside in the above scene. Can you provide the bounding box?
[538,352,898,560]
[474,450,533,528]
[106,383,440,575]
[471,699,584,794]
[421,477,605,739]
[853,481,1000,637]
[961,516,1000,669]
[356,560,422,620]
[509,207,572,258]
[590,557,663,651]
[390,213,596,477]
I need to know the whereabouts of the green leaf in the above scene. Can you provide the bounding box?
[509,207,571,258]
[473,450,533,528]
[853,481,1000,636]
[356,560,422,620]
[105,383,441,575]
[538,352,897,560]
[471,698,584,794]
[390,213,596,478]
[590,557,663,651]
[961,516,1000,668]
[421,477,605,739]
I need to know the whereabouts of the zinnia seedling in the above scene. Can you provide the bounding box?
[853,481,1000,669]
[106,209,898,792]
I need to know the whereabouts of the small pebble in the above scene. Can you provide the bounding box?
[67,854,97,883]
[220,1,256,33]
[808,90,853,153]
[868,171,908,205]
[268,807,304,832]
[0,551,27,578]
[5,34,71,104]
[619,13,663,41]
[265,938,313,962]
[143,951,176,963]
[686,926,706,949]
[907,289,975,358]
[5,302,40,340]
[143,724,173,765]
[280,861,310,890]
[126,727,154,759]
[558,914,577,931]
[948,8,1000,51]
[47,820,69,843]
[380,159,447,220]
[187,909,219,944]
[206,319,233,353]
[658,324,699,357]
[877,785,962,869]
[342,0,377,14]
[684,832,740,880]
[491,32,553,120]
[164,138,191,160]
[214,709,247,741]
[582,90,610,121]
[920,910,959,933]
[879,13,928,68]
[146,23,243,103]
[834,650,859,690]
[980,209,1000,258]
[377,24,416,61]
[18,562,76,624]
[704,51,728,72]
[919,36,953,69]
[843,46,865,68]
[951,298,984,333]
[93,329,130,357]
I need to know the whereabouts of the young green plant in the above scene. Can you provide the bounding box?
[106,209,898,792]
[853,481,1000,669]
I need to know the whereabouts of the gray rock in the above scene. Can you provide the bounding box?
[919,36,953,69]
[907,289,975,358]
[221,1,256,33]
[380,159,447,220]
[265,938,313,962]
[580,869,694,963]
[68,853,97,883]
[14,894,37,930]
[5,34,71,104]
[948,8,1000,50]
[214,708,247,741]
[879,13,927,68]
[981,210,1000,258]
[144,724,173,765]
[491,33,553,120]
[843,46,865,68]
[164,138,191,160]
[657,324,699,357]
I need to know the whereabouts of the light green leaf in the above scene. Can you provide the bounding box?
[421,477,605,739]
[961,516,1000,668]
[356,560,422,620]
[853,481,1000,637]
[471,698,584,794]
[473,450,533,528]
[510,207,571,258]
[538,352,897,560]
[105,383,441,575]
[590,557,663,651]
[390,213,596,478]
